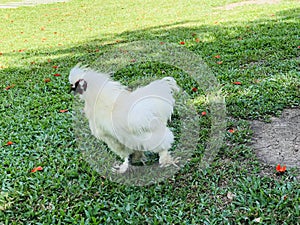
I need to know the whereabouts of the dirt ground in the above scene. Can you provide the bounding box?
[251,108,300,170]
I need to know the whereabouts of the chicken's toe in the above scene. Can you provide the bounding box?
[159,151,181,168]
[112,160,129,174]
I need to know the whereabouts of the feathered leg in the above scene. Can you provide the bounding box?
[102,135,133,174]
[156,128,179,168]
[112,156,130,174]
[158,150,180,168]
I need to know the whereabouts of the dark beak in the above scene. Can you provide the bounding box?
[70,84,76,93]
[70,80,80,93]
[69,79,86,94]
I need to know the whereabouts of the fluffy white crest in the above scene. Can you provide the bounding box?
[69,63,89,85]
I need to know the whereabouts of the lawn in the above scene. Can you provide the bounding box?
[0,0,299,224]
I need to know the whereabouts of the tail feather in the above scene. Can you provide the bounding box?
[113,77,179,136]
[162,77,180,93]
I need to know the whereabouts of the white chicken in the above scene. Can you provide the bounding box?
[69,64,179,173]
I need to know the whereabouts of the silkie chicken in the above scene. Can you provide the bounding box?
[69,64,179,173]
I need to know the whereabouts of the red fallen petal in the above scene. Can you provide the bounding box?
[201,111,207,116]
[6,141,13,145]
[228,129,235,133]
[192,87,198,92]
[281,165,286,172]
[53,73,61,77]
[52,65,59,69]
[217,61,223,65]
[276,164,281,171]
[233,81,242,85]
[214,55,221,59]
[59,109,68,113]
[31,166,43,173]
[180,41,185,45]
[297,46,300,49]
[276,164,287,172]
[5,84,15,90]
[160,42,165,45]
[44,78,51,83]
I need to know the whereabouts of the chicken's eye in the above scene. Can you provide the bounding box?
[71,79,87,94]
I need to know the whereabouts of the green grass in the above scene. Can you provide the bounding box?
[0,0,299,224]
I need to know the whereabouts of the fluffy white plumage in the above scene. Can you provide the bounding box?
[69,64,179,173]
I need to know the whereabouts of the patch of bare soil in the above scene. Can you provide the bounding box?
[216,0,281,10]
[251,108,300,170]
